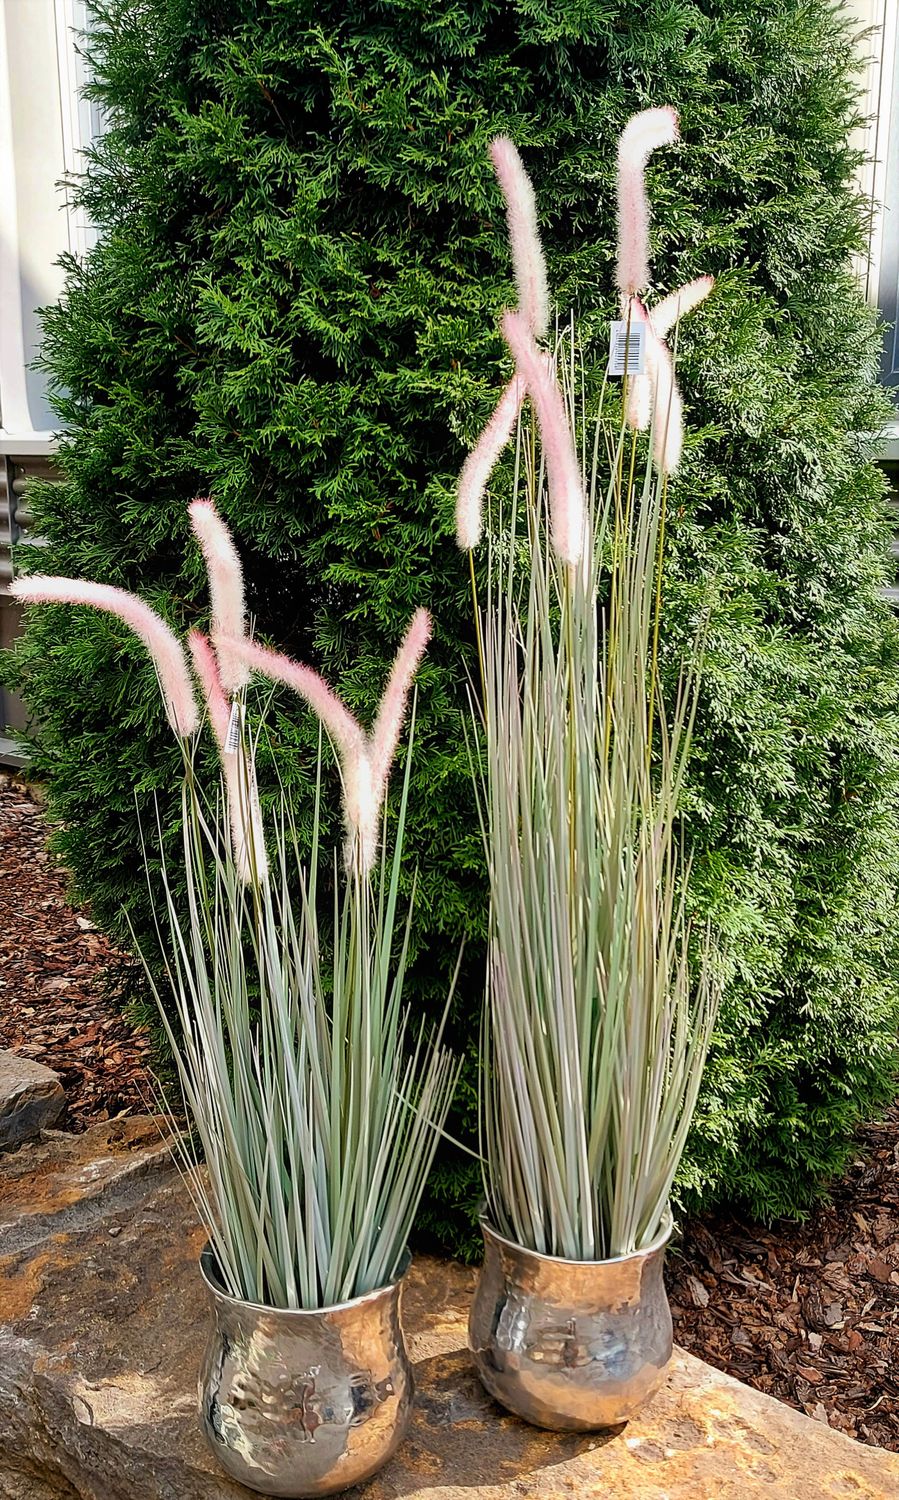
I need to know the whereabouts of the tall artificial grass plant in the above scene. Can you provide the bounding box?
[457,113,719,1261]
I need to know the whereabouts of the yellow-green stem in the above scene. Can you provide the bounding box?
[647,472,669,771]
[469,548,487,724]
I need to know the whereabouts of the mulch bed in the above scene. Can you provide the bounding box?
[0,776,154,1126]
[2,775,898,1448]
[669,1111,899,1449]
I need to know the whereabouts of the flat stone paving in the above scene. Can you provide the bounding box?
[0,1118,897,1500]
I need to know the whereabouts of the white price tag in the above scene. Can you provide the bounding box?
[224,700,242,755]
[607,319,646,376]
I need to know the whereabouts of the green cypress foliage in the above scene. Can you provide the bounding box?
[9,0,899,1252]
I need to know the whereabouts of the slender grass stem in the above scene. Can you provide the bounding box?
[470,549,487,721]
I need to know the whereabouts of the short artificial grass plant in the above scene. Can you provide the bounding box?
[11,507,458,1309]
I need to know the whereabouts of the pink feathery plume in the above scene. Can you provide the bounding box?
[224,635,374,868]
[643,278,713,473]
[490,136,550,338]
[455,375,526,550]
[188,498,248,695]
[623,297,655,433]
[502,310,585,566]
[622,280,712,468]
[370,608,431,796]
[187,630,230,747]
[650,337,684,475]
[227,638,364,761]
[615,106,679,298]
[650,275,714,339]
[9,576,198,738]
[227,615,431,876]
[188,630,268,884]
[345,752,378,877]
[644,277,712,472]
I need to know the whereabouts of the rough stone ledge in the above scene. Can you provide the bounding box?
[0,1116,172,1258]
[0,1051,64,1152]
[0,1119,897,1500]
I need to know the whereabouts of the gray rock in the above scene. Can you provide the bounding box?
[0,1117,897,1499]
[0,1051,64,1149]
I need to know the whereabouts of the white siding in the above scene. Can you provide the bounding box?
[853,0,899,415]
[0,0,95,449]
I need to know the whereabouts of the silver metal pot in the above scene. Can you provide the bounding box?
[198,1247,414,1497]
[468,1212,673,1430]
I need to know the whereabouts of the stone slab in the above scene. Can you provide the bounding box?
[0,1050,64,1150]
[0,1118,897,1499]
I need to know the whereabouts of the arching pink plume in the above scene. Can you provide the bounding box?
[227,767,268,885]
[623,297,654,432]
[501,310,585,566]
[224,635,372,868]
[227,637,364,759]
[622,282,713,470]
[490,136,549,338]
[9,576,198,737]
[370,608,431,794]
[226,613,430,876]
[344,753,378,878]
[455,375,525,550]
[615,106,679,298]
[650,338,684,475]
[188,498,248,695]
[650,275,714,339]
[187,630,230,747]
[188,630,268,884]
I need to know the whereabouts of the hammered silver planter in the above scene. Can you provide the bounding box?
[468,1212,673,1431]
[198,1247,414,1497]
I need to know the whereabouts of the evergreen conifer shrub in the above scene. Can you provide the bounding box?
[9,0,899,1253]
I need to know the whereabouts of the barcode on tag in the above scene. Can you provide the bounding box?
[224,700,242,755]
[607,319,646,376]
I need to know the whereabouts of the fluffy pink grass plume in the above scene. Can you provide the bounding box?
[650,337,684,474]
[650,275,714,338]
[229,638,364,760]
[370,608,431,796]
[10,576,198,737]
[188,630,268,883]
[621,280,713,471]
[225,636,374,867]
[188,498,248,695]
[622,297,654,432]
[456,375,525,550]
[502,310,585,566]
[615,106,679,297]
[226,614,429,875]
[490,136,549,338]
[187,630,230,745]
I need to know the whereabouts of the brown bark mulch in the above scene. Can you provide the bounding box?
[668,1109,899,1449]
[0,776,154,1127]
[2,775,898,1447]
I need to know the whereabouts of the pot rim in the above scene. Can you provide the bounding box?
[478,1205,673,1268]
[198,1242,412,1318]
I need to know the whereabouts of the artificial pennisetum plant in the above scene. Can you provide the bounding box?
[148,704,459,1310]
[10,507,458,1309]
[457,113,719,1261]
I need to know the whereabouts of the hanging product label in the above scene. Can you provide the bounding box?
[224,700,243,755]
[607,319,647,376]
